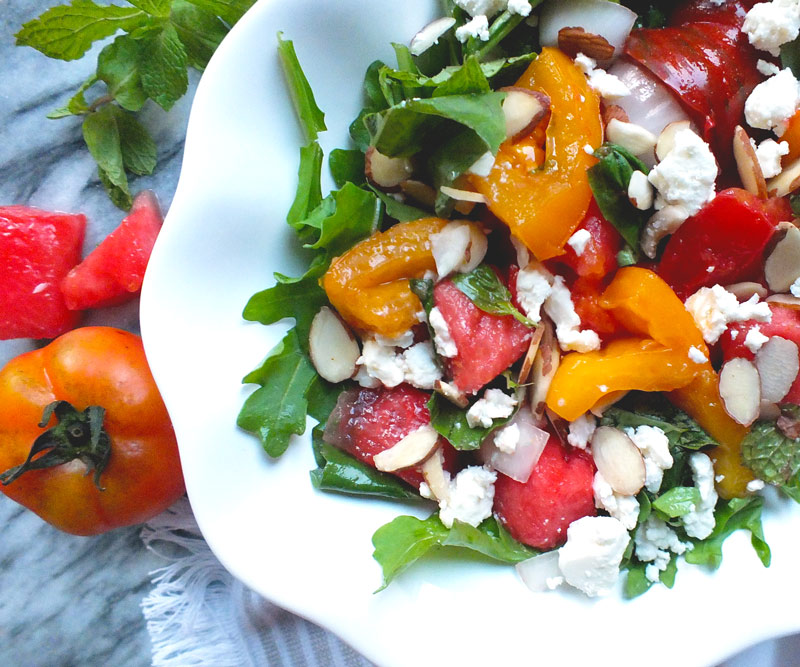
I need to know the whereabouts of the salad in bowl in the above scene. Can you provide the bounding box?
[237,0,800,599]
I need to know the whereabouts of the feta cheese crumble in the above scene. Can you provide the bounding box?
[753,138,790,178]
[593,472,640,530]
[757,58,782,77]
[574,53,631,102]
[745,68,800,136]
[466,388,518,428]
[684,285,772,345]
[455,15,490,42]
[493,422,521,454]
[429,306,459,358]
[453,0,506,17]
[558,516,630,597]
[634,516,689,583]
[515,263,553,322]
[682,453,718,540]
[567,228,592,256]
[747,479,767,492]
[356,337,442,390]
[792,277,800,297]
[688,345,708,364]
[438,466,497,528]
[544,276,601,353]
[742,0,800,57]
[567,412,596,450]
[744,326,770,353]
[625,425,673,494]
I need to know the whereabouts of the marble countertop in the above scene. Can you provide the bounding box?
[3,1,800,665]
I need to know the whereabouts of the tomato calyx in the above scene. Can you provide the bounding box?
[0,401,111,490]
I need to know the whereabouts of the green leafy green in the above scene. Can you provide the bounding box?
[652,486,701,519]
[587,143,650,262]
[600,403,716,451]
[138,23,189,111]
[741,419,800,486]
[329,149,365,189]
[372,514,536,589]
[427,392,515,451]
[182,0,256,25]
[277,33,326,142]
[97,36,147,111]
[170,1,228,71]
[451,265,532,326]
[287,142,324,226]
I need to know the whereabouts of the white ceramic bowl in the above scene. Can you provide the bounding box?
[140,2,800,665]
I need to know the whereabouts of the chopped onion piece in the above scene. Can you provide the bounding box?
[516,550,563,592]
[480,407,548,483]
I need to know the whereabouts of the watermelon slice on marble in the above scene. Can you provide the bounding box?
[433,279,531,394]
[0,206,86,340]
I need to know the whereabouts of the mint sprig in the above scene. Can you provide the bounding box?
[16,0,256,209]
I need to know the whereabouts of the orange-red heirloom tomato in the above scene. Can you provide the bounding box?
[0,327,184,535]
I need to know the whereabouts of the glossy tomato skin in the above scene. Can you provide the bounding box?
[0,327,184,535]
[657,189,780,300]
[0,206,85,340]
[60,191,163,310]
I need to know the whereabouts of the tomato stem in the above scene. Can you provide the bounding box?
[0,401,111,490]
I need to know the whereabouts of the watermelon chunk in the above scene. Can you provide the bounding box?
[0,206,86,340]
[324,384,455,489]
[433,279,531,394]
[494,435,596,549]
[60,190,163,310]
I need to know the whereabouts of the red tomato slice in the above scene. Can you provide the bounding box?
[0,206,85,340]
[60,191,163,310]
[657,189,781,300]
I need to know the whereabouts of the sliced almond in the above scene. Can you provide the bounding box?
[764,224,800,292]
[500,87,550,142]
[409,17,455,56]
[733,126,768,199]
[557,27,614,60]
[373,424,439,472]
[517,325,545,385]
[421,446,450,502]
[719,358,761,426]
[602,103,629,126]
[641,205,687,259]
[434,379,469,408]
[760,400,782,421]
[308,307,360,383]
[440,185,488,204]
[590,426,646,496]
[655,120,692,162]
[767,156,800,197]
[529,320,559,425]
[606,119,657,157]
[766,293,800,309]
[365,146,413,189]
[545,407,570,447]
[755,336,800,403]
[399,179,436,209]
[725,282,768,301]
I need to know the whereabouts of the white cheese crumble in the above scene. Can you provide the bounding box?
[428,306,459,358]
[543,276,601,353]
[647,127,717,219]
[684,285,772,345]
[792,277,800,297]
[757,58,782,77]
[574,53,631,102]
[466,388,518,428]
[567,228,592,256]
[745,68,800,136]
[747,479,767,492]
[567,412,596,450]
[455,15,490,42]
[356,337,442,390]
[753,138,790,177]
[634,516,689,583]
[742,0,800,57]
[625,425,673,494]
[506,0,532,16]
[558,516,630,597]
[688,345,708,364]
[438,466,497,528]
[515,262,553,322]
[628,170,654,210]
[593,472,641,530]
[453,0,506,17]
[402,341,442,389]
[682,452,718,540]
[493,422,520,454]
[745,325,770,353]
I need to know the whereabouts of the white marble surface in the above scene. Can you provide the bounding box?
[2,1,800,665]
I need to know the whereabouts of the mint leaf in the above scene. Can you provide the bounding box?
[48,75,97,118]
[83,104,131,208]
[129,0,171,17]
[183,0,256,25]
[138,23,189,111]
[741,419,800,485]
[685,496,771,570]
[277,33,326,142]
[600,403,716,451]
[169,0,228,71]
[652,486,701,519]
[97,36,147,112]
[16,0,147,61]
[372,514,535,589]
[450,265,532,326]
[237,330,317,457]
[116,110,157,175]
[311,437,422,501]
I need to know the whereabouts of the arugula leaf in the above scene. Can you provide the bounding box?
[138,23,190,111]
[652,486,701,519]
[685,496,771,570]
[304,375,342,424]
[329,149,366,189]
[372,514,536,589]
[277,33,326,142]
[371,188,429,223]
[287,142,324,226]
[237,330,317,458]
[741,419,800,486]
[427,392,515,451]
[311,438,422,502]
[450,265,532,326]
[587,142,650,260]
[16,0,147,61]
[306,182,381,256]
[623,562,652,599]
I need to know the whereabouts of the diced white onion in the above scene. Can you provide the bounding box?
[480,407,548,483]
[516,550,563,592]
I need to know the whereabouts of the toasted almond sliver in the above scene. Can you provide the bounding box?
[755,336,800,403]
[365,146,413,189]
[308,307,360,383]
[421,446,450,502]
[529,321,559,425]
[725,282,768,301]
[440,185,488,204]
[590,426,646,496]
[767,156,800,197]
[434,379,469,408]
[733,126,768,199]
[766,294,800,309]
[373,424,440,472]
[719,358,761,426]
[557,27,614,60]
[518,325,545,386]
[764,224,800,293]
